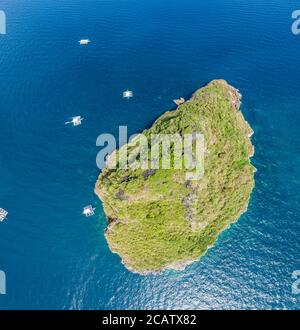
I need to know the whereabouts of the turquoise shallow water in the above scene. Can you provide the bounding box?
[0,0,300,309]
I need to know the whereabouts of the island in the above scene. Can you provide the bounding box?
[95,80,255,275]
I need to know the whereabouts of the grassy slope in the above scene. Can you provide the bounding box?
[96,80,255,274]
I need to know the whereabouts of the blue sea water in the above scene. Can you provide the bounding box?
[0,0,300,310]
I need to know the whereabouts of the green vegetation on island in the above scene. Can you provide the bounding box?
[95,80,255,274]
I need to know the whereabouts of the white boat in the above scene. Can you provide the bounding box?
[123,90,133,99]
[0,208,8,222]
[65,116,83,127]
[79,39,90,45]
[173,97,185,106]
[83,205,95,217]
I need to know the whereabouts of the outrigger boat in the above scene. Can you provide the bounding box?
[79,39,91,45]
[173,97,185,106]
[65,116,84,127]
[123,90,133,99]
[0,208,8,222]
[82,205,95,217]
